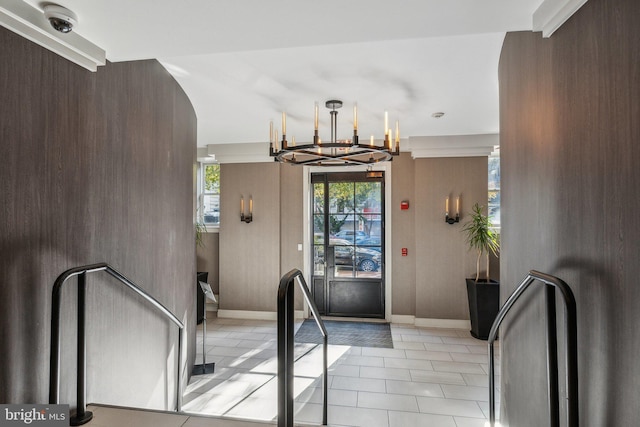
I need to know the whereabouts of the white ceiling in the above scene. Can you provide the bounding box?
[24,0,543,148]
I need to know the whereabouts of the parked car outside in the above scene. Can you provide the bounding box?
[330,238,381,272]
[204,209,219,224]
[333,230,367,243]
[356,236,382,252]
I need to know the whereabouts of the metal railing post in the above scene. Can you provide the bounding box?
[546,284,560,427]
[487,271,578,427]
[71,272,93,425]
[278,269,328,427]
[49,263,185,422]
[277,274,294,427]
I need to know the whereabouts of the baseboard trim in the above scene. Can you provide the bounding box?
[391,315,470,330]
[216,310,469,329]
[414,318,471,330]
[217,309,305,321]
[391,315,416,324]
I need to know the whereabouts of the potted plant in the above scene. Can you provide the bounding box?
[195,220,206,248]
[462,203,500,340]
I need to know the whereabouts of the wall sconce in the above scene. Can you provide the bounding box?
[445,196,460,225]
[240,196,253,223]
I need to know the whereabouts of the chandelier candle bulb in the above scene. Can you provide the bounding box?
[314,103,319,130]
[384,111,389,135]
[269,121,273,144]
[370,135,374,146]
[282,112,286,135]
[354,104,358,131]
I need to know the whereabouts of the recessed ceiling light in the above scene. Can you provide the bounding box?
[431,112,445,118]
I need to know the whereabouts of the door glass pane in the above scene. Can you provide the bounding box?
[328,182,355,242]
[332,242,355,278]
[313,182,326,244]
[312,173,384,302]
[355,181,381,241]
[313,183,325,213]
[314,245,325,276]
[313,215,325,244]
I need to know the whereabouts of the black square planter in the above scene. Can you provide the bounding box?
[466,278,500,340]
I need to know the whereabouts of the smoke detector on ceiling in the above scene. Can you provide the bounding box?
[43,4,77,33]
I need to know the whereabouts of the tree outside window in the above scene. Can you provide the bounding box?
[488,154,500,229]
[201,163,220,226]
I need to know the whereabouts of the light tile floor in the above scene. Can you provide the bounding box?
[182,317,500,427]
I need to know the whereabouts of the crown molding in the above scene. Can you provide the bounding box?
[201,135,499,163]
[533,0,589,38]
[405,134,498,159]
[204,143,271,164]
[0,0,105,71]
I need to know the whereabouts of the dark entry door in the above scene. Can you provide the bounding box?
[311,172,384,318]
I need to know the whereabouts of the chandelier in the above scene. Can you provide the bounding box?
[269,100,400,166]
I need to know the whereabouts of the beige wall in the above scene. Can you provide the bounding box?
[390,154,416,315]
[219,163,282,312]
[392,156,489,320]
[216,154,491,322]
[197,232,219,293]
[279,164,305,277]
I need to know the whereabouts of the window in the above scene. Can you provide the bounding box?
[488,153,500,229]
[200,163,220,227]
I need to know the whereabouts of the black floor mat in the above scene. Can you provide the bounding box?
[294,319,393,348]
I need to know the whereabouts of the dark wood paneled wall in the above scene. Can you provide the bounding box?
[499,0,640,425]
[0,28,197,407]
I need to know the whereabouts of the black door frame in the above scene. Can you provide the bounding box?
[310,171,385,318]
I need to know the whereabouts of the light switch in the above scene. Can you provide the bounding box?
[297,243,303,251]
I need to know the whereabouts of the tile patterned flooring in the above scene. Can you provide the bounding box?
[180,317,500,427]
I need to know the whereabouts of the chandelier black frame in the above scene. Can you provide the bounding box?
[269,100,400,166]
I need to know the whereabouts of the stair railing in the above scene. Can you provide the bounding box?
[278,269,328,427]
[49,263,185,426]
[488,270,578,427]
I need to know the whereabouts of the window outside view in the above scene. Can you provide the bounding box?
[488,154,500,229]
[201,163,220,227]
[313,181,383,279]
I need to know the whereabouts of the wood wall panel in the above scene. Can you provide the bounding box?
[197,233,220,293]
[391,153,417,315]
[0,27,196,408]
[499,0,640,425]
[219,163,281,312]
[413,157,488,320]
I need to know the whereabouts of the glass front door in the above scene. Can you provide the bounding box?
[311,172,384,318]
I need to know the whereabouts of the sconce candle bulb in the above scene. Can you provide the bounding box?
[445,195,460,225]
[240,195,253,223]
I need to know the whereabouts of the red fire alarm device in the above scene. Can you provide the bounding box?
[402,248,408,256]
[401,201,409,210]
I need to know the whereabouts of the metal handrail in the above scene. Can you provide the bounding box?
[277,269,328,427]
[49,263,185,426]
[488,270,578,427]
